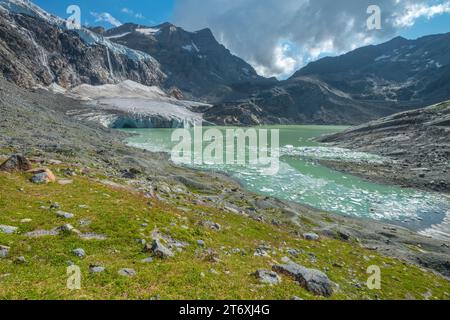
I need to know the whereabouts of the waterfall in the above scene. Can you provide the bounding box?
[106,48,114,78]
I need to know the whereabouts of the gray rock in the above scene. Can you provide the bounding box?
[72,248,86,258]
[141,257,153,263]
[254,248,270,257]
[287,249,302,257]
[197,240,205,247]
[31,172,50,184]
[56,211,74,219]
[273,263,333,297]
[24,229,59,238]
[146,239,174,259]
[79,219,92,226]
[118,268,136,277]
[57,224,81,235]
[79,233,107,240]
[0,154,32,172]
[254,270,281,285]
[209,268,220,275]
[202,220,221,231]
[14,256,27,264]
[89,265,106,274]
[50,203,61,209]
[0,225,18,234]
[303,233,320,241]
[0,245,10,258]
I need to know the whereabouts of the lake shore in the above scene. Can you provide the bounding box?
[1,78,449,293]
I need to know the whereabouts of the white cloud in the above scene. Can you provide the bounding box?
[395,2,450,27]
[121,7,145,20]
[173,0,450,78]
[90,12,122,27]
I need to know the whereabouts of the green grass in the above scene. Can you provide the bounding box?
[0,170,449,300]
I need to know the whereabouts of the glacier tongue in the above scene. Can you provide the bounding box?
[65,81,208,129]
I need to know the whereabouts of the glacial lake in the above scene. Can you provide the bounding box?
[123,125,450,241]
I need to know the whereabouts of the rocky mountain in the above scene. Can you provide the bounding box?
[205,33,450,126]
[293,34,450,105]
[318,100,450,193]
[101,22,268,101]
[0,0,165,89]
[0,0,449,127]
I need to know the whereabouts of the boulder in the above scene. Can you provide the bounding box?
[272,263,333,297]
[30,168,56,184]
[0,155,32,172]
[145,239,174,259]
[254,270,281,285]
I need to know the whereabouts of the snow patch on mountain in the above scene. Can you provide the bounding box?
[136,28,160,35]
[182,41,200,53]
[105,32,132,39]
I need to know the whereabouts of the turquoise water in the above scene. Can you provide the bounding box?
[123,126,450,240]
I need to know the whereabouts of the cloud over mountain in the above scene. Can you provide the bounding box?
[173,0,450,78]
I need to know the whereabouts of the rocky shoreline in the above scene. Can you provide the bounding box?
[317,101,450,194]
[1,78,449,280]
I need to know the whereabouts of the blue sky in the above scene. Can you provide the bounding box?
[33,0,450,37]
[34,0,176,27]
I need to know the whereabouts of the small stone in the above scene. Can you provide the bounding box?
[58,224,81,235]
[72,248,86,258]
[201,220,221,231]
[89,265,105,274]
[197,240,205,247]
[254,248,270,257]
[50,203,61,209]
[303,233,320,241]
[118,268,136,277]
[0,245,10,258]
[0,225,18,234]
[209,268,220,275]
[56,211,74,219]
[78,205,89,209]
[254,270,281,285]
[79,233,107,240]
[141,257,153,263]
[79,219,92,226]
[14,256,27,264]
[141,223,149,227]
[291,296,303,300]
[287,249,301,257]
[58,179,73,185]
